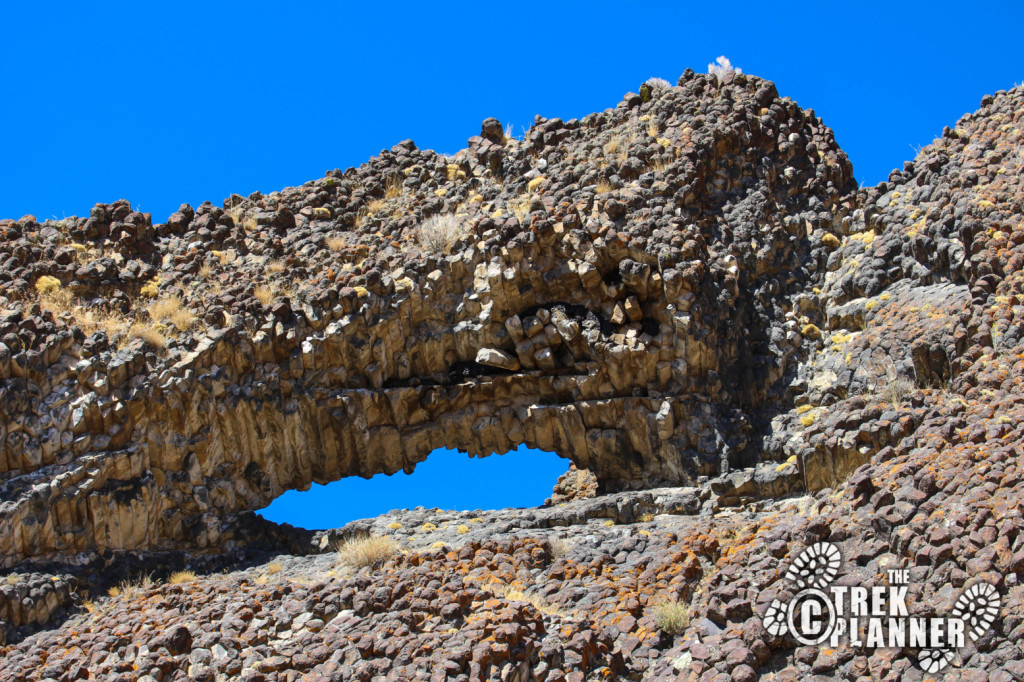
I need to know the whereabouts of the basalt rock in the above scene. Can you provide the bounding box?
[2,71,1024,681]
[0,72,856,568]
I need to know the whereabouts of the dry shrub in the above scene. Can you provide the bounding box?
[35,276,61,295]
[883,377,916,405]
[267,259,286,273]
[336,535,400,569]
[653,599,691,634]
[265,561,283,575]
[595,178,613,194]
[140,276,161,298]
[168,570,196,585]
[603,135,622,157]
[366,199,387,215]
[326,235,347,251]
[415,214,464,254]
[76,307,129,341]
[547,538,569,560]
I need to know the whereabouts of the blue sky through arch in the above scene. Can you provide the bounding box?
[257,446,570,530]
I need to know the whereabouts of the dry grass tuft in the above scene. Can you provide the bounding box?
[653,599,691,635]
[254,285,275,306]
[37,284,134,345]
[325,235,347,251]
[415,214,464,254]
[148,295,196,332]
[168,570,196,585]
[500,586,575,618]
[108,575,155,600]
[595,178,613,194]
[336,534,400,569]
[265,561,283,575]
[267,259,286,273]
[509,196,532,223]
[128,321,167,350]
[385,178,403,199]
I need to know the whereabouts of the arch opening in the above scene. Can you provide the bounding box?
[256,445,570,531]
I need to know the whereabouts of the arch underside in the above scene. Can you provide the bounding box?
[0,248,779,568]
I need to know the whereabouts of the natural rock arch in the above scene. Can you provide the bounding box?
[0,72,857,568]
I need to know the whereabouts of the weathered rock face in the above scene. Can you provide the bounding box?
[0,71,857,567]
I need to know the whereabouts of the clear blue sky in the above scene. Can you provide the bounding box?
[262,447,570,530]
[3,2,1022,528]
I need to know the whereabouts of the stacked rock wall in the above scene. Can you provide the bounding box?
[0,70,857,567]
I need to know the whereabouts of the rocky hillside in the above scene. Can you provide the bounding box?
[0,68,1022,680]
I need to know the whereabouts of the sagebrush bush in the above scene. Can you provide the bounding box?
[653,599,691,634]
[645,77,672,90]
[882,376,916,405]
[415,214,464,254]
[708,55,741,80]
